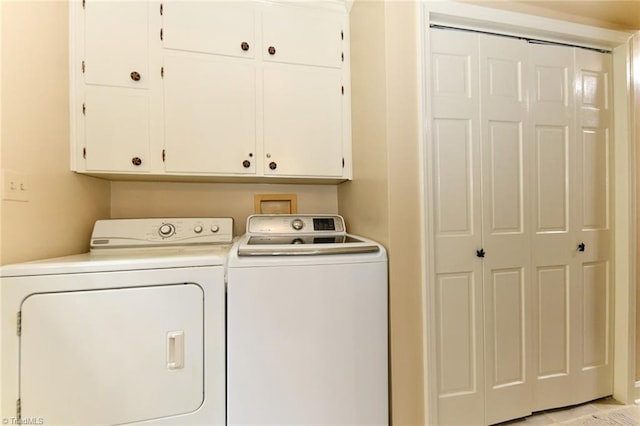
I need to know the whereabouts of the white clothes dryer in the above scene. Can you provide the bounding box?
[0,218,232,426]
[227,214,388,426]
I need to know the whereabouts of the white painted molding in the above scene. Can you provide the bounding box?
[424,1,631,50]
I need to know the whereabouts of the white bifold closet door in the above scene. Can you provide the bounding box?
[430,28,613,425]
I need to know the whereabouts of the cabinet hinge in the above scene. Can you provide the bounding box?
[341,86,344,95]
[341,52,344,62]
[160,28,163,41]
[82,103,86,115]
[161,67,164,78]
[341,30,344,40]
[16,312,21,336]
[160,3,163,15]
[83,147,87,159]
[81,60,85,73]
[342,158,345,168]
[162,149,166,162]
[82,0,85,9]
[16,398,21,421]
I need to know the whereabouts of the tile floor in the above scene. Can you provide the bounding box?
[498,397,640,425]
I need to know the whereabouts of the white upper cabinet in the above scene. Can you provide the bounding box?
[162,2,255,59]
[262,5,343,68]
[69,0,352,182]
[84,1,149,89]
[77,0,152,173]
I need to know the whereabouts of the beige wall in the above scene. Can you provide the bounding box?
[339,1,424,425]
[0,1,110,266]
[111,181,338,236]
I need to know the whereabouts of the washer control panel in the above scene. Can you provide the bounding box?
[90,218,233,249]
[247,214,345,235]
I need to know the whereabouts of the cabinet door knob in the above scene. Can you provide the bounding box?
[268,46,276,55]
[130,71,141,81]
[242,160,251,168]
[241,41,250,51]
[132,157,142,166]
[476,248,485,258]
[269,161,277,170]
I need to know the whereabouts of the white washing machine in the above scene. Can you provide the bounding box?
[227,214,388,426]
[0,218,232,426]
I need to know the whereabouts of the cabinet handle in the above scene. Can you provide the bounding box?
[130,71,141,81]
[268,46,276,55]
[131,157,142,166]
[241,41,250,51]
[242,160,251,168]
[577,242,586,252]
[269,161,277,170]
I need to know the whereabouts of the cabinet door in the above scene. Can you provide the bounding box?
[20,284,203,426]
[84,0,149,89]
[85,86,150,172]
[162,1,255,59]
[262,4,343,68]
[263,65,343,177]
[163,54,256,174]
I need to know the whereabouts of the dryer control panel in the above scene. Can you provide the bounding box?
[90,218,234,249]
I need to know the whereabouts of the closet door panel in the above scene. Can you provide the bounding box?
[574,48,613,402]
[430,29,485,425]
[480,34,532,426]
[529,43,578,410]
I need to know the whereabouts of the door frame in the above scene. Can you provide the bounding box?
[418,2,638,423]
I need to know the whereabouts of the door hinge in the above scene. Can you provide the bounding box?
[160,3,163,15]
[82,103,86,115]
[81,60,85,73]
[162,149,166,162]
[161,66,164,78]
[16,312,21,336]
[83,147,87,159]
[160,28,163,41]
[16,398,21,421]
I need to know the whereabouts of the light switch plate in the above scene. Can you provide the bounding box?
[2,169,29,202]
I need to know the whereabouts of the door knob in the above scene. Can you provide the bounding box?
[577,242,586,252]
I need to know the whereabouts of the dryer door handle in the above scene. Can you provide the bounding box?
[166,331,184,370]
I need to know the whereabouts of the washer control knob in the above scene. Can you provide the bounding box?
[211,225,220,233]
[291,218,304,231]
[194,225,203,234]
[159,223,175,238]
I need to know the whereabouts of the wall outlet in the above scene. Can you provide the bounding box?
[2,170,29,202]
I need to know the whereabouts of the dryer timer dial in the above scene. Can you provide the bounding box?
[158,223,176,238]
